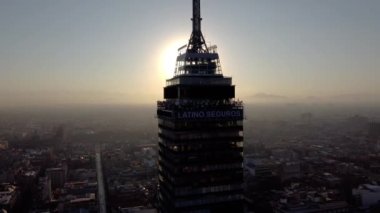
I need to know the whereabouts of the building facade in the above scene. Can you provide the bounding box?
[157,1,244,212]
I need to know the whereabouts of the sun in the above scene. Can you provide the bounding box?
[161,39,187,79]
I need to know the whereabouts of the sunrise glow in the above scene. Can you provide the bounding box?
[161,40,187,79]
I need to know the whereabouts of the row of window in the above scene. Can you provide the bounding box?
[159,148,243,164]
[159,128,243,140]
[159,165,243,188]
[158,136,243,146]
[174,194,243,208]
[158,119,243,130]
[175,183,243,196]
[160,140,243,152]
[158,158,243,176]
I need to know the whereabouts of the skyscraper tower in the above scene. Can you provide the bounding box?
[157,1,244,212]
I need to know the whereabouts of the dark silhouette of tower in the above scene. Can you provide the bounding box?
[157,1,244,212]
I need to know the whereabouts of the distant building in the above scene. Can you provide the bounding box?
[279,161,301,182]
[46,168,66,189]
[0,140,8,150]
[0,184,19,212]
[272,184,350,213]
[347,115,368,128]
[245,156,274,179]
[300,112,313,125]
[65,193,97,212]
[353,184,380,210]
[274,201,350,213]
[39,176,52,203]
[119,206,157,213]
[368,122,380,143]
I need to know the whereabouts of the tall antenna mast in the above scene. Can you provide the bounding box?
[192,0,201,33]
[187,0,208,53]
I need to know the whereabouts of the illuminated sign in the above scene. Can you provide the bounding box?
[176,109,243,120]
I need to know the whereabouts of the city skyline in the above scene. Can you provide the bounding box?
[1,0,379,107]
[2,1,380,212]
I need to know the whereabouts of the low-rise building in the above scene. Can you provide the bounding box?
[0,184,19,212]
[353,184,380,210]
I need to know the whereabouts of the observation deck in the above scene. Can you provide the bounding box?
[174,45,222,76]
[166,75,231,87]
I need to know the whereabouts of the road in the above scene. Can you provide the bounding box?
[96,145,107,213]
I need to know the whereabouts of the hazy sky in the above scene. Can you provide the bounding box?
[0,0,379,107]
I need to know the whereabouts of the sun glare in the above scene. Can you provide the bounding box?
[161,40,187,79]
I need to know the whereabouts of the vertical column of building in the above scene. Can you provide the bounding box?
[157,0,244,212]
